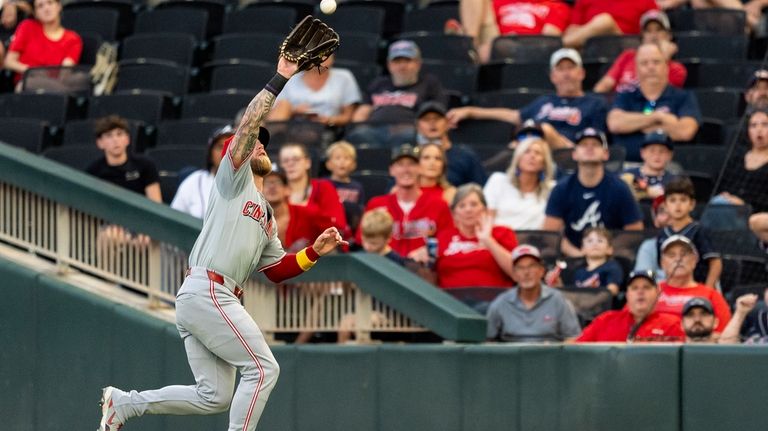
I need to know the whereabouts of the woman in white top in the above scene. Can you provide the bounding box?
[483,137,555,230]
[268,54,361,127]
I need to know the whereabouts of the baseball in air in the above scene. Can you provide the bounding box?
[320,0,336,14]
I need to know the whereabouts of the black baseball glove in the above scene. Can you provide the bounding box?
[280,15,340,72]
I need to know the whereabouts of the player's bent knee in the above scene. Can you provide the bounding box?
[198,387,234,413]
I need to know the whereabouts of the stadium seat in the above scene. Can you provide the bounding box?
[211,33,283,64]
[447,119,515,145]
[20,66,92,96]
[693,89,742,122]
[343,121,416,148]
[335,33,381,65]
[351,171,393,203]
[682,170,715,202]
[405,34,475,63]
[62,118,146,151]
[62,0,135,40]
[675,33,748,62]
[243,0,315,24]
[114,61,192,96]
[264,120,326,150]
[700,204,752,231]
[61,6,120,41]
[155,0,225,38]
[0,118,52,152]
[0,93,80,126]
[145,145,207,173]
[473,89,547,108]
[668,8,747,36]
[582,35,640,62]
[709,230,765,257]
[514,230,562,264]
[319,5,386,36]
[354,146,392,173]
[339,0,405,37]
[223,6,297,35]
[610,229,652,263]
[42,145,104,171]
[79,32,103,66]
[551,148,576,176]
[206,61,274,92]
[181,89,256,120]
[401,3,459,34]
[121,33,197,67]
[683,61,762,89]
[444,287,505,316]
[478,62,554,92]
[335,60,382,93]
[134,8,208,42]
[489,35,562,64]
[88,93,174,124]
[420,60,478,104]
[672,145,728,179]
[158,172,181,204]
[691,118,726,145]
[606,145,626,173]
[156,118,231,148]
[720,254,768,294]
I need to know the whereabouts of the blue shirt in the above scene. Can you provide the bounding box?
[573,259,624,289]
[545,172,642,248]
[446,144,487,186]
[520,94,608,142]
[611,86,701,162]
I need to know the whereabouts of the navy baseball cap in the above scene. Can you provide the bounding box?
[417,101,447,118]
[575,127,608,148]
[642,129,673,150]
[218,126,270,157]
[626,269,657,286]
[516,119,544,140]
[682,297,714,315]
[747,69,768,88]
[390,143,419,164]
[388,40,421,61]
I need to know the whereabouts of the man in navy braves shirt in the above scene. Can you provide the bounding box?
[446,48,608,150]
[543,128,643,257]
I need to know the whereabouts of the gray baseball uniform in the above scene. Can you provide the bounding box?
[108,147,286,431]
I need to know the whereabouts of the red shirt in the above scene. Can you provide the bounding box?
[8,19,82,82]
[435,226,518,288]
[362,191,454,257]
[606,49,687,93]
[570,0,657,34]
[492,0,572,35]
[282,204,328,253]
[306,178,349,238]
[654,282,732,333]
[577,309,684,342]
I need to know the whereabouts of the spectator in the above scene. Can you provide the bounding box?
[458,0,572,62]
[0,0,32,62]
[278,142,349,238]
[594,10,686,94]
[620,130,676,201]
[486,244,582,342]
[171,125,232,218]
[681,297,719,343]
[656,177,722,287]
[416,101,487,186]
[262,170,328,253]
[654,235,731,332]
[744,69,768,111]
[576,269,684,342]
[361,144,454,263]
[435,183,518,289]
[87,115,161,203]
[447,48,608,149]
[607,43,702,162]
[418,142,457,205]
[543,127,643,257]
[719,291,768,344]
[571,227,623,296]
[3,0,82,88]
[633,195,669,280]
[562,0,657,49]
[714,109,768,214]
[324,141,365,231]
[358,209,408,265]
[268,54,361,129]
[483,136,556,230]
[349,40,447,147]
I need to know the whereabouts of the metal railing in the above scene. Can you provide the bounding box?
[0,179,426,341]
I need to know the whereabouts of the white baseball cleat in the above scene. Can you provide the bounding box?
[98,386,123,431]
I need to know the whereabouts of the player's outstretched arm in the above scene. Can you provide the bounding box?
[312,227,349,256]
[261,227,348,283]
[229,57,300,169]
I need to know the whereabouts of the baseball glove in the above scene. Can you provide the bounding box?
[280,15,340,72]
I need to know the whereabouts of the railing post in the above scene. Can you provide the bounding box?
[355,286,372,343]
[55,203,70,274]
[147,239,161,308]
[245,281,278,343]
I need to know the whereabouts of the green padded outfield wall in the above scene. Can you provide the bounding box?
[1,257,767,431]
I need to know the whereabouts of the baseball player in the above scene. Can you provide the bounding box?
[98,19,344,431]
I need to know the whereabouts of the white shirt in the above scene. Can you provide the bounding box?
[171,170,215,219]
[483,172,549,230]
[276,67,361,118]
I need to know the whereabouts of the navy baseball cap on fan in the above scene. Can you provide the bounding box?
[219,126,271,158]
[642,129,673,150]
[682,297,714,316]
[417,101,447,118]
[747,69,768,88]
[516,119,544,140]
[575,127,608,148]
[388,40,421,61]
[511,244,542,264]
[626,269,657,286]
[390,143,419,164]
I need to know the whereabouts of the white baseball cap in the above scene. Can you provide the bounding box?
[550,48,582,69]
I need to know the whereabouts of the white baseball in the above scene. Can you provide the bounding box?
[320,0,336,14]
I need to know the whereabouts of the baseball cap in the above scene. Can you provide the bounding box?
[219,126,271,158]
[511,244,542,264]
[575,127,608,148]
[661,234,699,256]
[388,40,421,61]
[516,119,544,141]
[682,297,714,315]
[642,129,673,150]
[626,269,657,286]
[640,9,671,31]
[416,101,447,118]
[550,48,582,69]
[746,69,768,89]
[390,143,419,164]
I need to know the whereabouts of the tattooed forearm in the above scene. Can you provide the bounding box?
[230,89,276,165]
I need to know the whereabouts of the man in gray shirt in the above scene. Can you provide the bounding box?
[486,245,581,342]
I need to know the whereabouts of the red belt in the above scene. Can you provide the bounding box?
[186,268,243,299]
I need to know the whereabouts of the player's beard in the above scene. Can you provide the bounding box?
[250,154,272,177]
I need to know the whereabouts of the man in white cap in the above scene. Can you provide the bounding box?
[486,244,581,342]
[447,48,608,150]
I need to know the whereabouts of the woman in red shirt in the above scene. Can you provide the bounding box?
[3,0,82,88]
[418,142,456,205]
[435,183,518,289]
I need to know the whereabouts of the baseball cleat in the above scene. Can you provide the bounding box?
[98,386,123,431]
